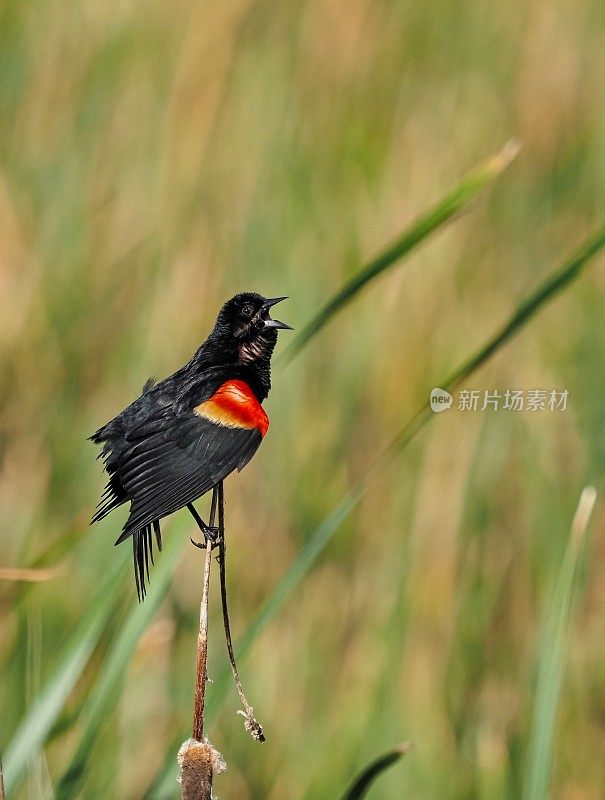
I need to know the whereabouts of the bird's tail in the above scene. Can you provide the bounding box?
[132,520,163,602]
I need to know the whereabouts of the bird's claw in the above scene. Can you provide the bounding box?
[190,525,222,550]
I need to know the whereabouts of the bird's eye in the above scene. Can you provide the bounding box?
[241,303,254,318]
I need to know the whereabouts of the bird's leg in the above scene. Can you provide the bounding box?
[188,494,221,549]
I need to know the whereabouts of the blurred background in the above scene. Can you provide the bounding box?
[1,0,605,798]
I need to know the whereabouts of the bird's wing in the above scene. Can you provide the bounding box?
[115,380,268,542]
[116,418,262,543]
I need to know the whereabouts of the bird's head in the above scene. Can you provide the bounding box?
[215,293,292,364]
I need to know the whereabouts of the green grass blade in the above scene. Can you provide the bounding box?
[339,743,411,800]
[390,221,605,456]
[522,487,596,800]
[3,554,127,796]
[281,140,520,363]
[439,223,605,394]
[54,528,186,800]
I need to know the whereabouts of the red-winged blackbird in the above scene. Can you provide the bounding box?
[91,293,291,600]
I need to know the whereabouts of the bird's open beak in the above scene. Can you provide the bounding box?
[262,296,293,330]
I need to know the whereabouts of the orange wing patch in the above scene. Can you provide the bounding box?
[194,380,269,437]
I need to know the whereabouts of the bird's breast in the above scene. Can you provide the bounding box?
[193,379,269,436]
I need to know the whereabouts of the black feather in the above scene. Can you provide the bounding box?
[114,419,261,544]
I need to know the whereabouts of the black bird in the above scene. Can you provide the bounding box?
[91,293,291,600]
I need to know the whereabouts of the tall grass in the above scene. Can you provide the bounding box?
[522,487,596,800]
[3,560,126,796]
[1,1,605,799]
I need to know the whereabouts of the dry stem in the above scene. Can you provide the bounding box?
[191,489,217,741]
[217,482,265,742]
[180,489,224,800]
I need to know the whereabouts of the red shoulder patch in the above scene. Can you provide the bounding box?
[194,380,269,437]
